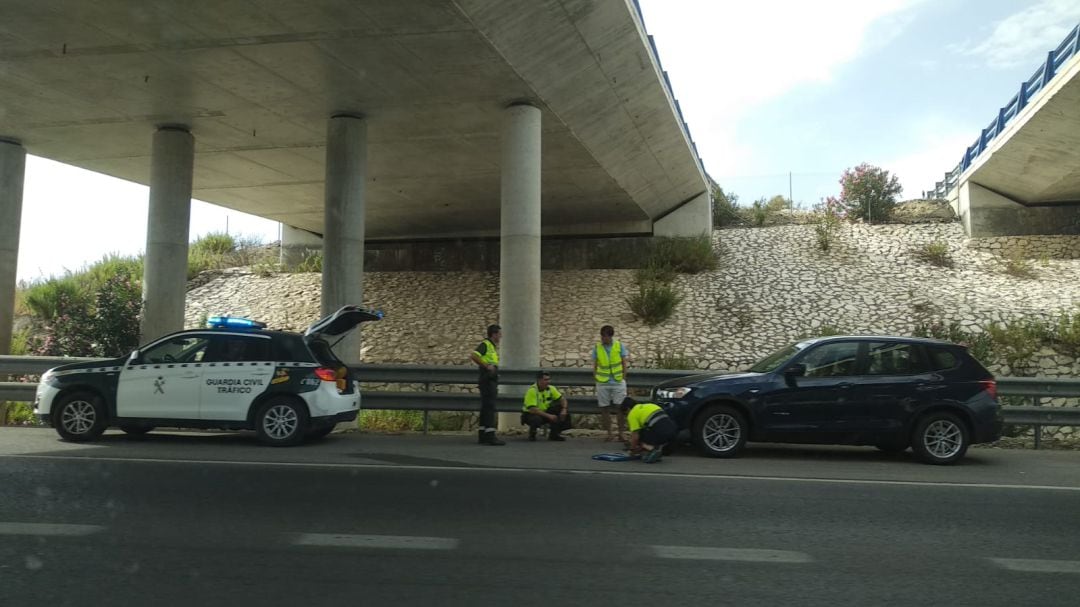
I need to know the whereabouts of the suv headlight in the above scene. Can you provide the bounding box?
[656,387,692,399]
[40,369,55,385]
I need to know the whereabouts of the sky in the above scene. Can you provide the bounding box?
[11,0,1080,282]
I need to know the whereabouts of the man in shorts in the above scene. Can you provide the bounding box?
[592,325,628,443]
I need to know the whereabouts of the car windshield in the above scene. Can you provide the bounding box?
[748,342,808,373]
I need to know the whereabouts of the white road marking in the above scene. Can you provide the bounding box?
[0,522,104,537]
[990,558,1080,574]
[653,545,812,563]
[4,453,1080,493]
[294,533,458,550]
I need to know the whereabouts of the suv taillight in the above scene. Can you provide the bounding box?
[315,367,337,382]
[980,379,997,400]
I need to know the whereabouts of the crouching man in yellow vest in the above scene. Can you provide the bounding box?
[521,371,571,442]
[620,397,677,464]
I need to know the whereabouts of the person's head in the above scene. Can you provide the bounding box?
[600,325,615,345]
[619,396,637,414]
[536,371,551,390]
[486,324,502,344]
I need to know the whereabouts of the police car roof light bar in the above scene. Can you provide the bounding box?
[207,315,267,330]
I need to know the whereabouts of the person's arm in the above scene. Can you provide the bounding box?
[628,430,641,452]
[469,344,495,373]
[558,395,568,419]
[621,344,629,379]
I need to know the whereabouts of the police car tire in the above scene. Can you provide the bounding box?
[254,396,309,447]
[54,391,108,442]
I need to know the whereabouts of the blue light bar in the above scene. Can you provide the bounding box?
[207,316,267,330]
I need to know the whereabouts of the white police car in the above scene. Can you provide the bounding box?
[34,305,382,446]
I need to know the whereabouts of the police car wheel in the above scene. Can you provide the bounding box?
[255,397,309,447]
[54,391,107,442]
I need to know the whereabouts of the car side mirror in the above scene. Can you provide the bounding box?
[127,350,139,364]
[784,363,807,384]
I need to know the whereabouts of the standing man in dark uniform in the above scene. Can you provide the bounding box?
[469,324,506,446]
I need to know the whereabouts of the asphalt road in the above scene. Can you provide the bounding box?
[1,428,1079,606]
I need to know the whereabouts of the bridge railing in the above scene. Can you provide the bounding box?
[2,355,1078,447]
[924,22,1079,200]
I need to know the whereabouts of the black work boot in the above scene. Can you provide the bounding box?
[528,427,537,441]
[548,431,566,442]
[484,432,506,446]
[478,429,486,444]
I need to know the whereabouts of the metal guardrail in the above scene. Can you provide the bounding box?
[923,23,1080,200]
[2,355,1079,446]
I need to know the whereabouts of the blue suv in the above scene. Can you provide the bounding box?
[652,336,1002,465]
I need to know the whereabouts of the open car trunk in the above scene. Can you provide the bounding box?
[304,306,383,393]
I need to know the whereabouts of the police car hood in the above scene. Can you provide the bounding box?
[304,305,383,341]
[47,356,127,373]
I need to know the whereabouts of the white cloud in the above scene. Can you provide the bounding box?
[951,0,1080,69]
[637,0,927,176]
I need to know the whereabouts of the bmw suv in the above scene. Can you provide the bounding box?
[34,305,381,446]
[652,336,1002,465]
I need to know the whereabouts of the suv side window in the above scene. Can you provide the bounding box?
[926,347,960,371]
[800,342,861,378]
[866,342,931,375]
[140,336,211,364]
[203,336,271,363]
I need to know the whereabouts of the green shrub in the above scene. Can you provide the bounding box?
[626,283,682,326]
[1002,254,1037,279]
[814,197,842,252]
[985,320,1048,374]
[913,321,994,366]
[839,163,901,223]
[711,184,740,228]
[0,402,39,426]
[91,274,143,358]
[649,348,696,370]
[22,277,88,321]
[359,410,424,432]
[912,241,953,267]
[1053,309,1080,357]
[634,263,676,286]
[190,232,236,257]
[748,198,769,227]
[291,251,323,274]
[649,236,717,274]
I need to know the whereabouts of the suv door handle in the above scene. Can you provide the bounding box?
[181,371,199,379]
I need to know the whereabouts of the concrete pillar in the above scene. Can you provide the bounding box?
[0,139,26,356]
[279,224,323,269]
[653,190,712,237]
[498,103,542,430]
[960,181,1080,237]
[140,127,194,342]
[321,114,367,363]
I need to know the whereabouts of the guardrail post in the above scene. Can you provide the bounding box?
[1018,81,1029,110]
[1033,395,1042,450]
[422,382,430,435]
[1042,50,1057,87]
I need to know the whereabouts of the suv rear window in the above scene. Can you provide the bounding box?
[272,334,317,363]
[306,338,343,367]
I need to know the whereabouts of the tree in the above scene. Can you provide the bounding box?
[839,163,902,223]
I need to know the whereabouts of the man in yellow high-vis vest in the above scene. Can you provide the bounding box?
[593,325,629,443]
[469,324,505,446]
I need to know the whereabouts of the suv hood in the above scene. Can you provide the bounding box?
[46,356,127,374]
[304,305,383,341]
[656,371,763,389]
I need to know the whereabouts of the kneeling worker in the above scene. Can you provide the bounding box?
[620,397,677,463]
[522,371,571,441]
